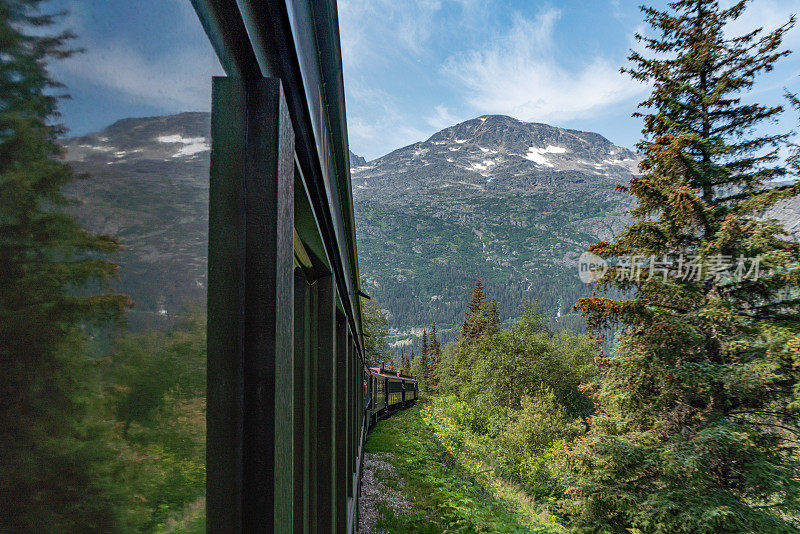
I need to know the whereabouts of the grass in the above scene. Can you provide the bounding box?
[364,402,563,533]
[154,497,205,534]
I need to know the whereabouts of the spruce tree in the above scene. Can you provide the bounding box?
[0,1,131,530]
[421,329,429,394]
[461,279,487,339]
[429,321,441,393]
[487,298,500,334]
[565,2,800,531]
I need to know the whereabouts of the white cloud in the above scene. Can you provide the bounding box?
[723,0,799,48]
[339,0,488,73]
[610,0,623,22]
[443,10,646,124]
[426,105,460,130]
[54,1,223,112]
[345,80,428,159]
[59,41,222,111]
[339,0,443,69]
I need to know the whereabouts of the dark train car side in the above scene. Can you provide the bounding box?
[365,367,417,426]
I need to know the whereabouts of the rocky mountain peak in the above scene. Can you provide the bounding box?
[57,111,798,336]
[64,112,211,164]
[425,114,631,158]
[349,150,367,168]
[352,115,640,197]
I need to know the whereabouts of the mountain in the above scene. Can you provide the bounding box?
[766,185,800,236]
[351,115,641,341]
[61,113,799,341]
[63,112,211,328]
[350,150,367,167]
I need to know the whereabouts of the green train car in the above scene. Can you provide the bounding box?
[366,367,418,426]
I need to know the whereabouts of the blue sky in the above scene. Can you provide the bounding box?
[53,0,799,160]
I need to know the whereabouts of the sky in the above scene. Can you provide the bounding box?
[52,0,800,160]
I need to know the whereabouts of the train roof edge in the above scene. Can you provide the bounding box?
[368,367,416,381]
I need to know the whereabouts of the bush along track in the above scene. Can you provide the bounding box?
[363,400,565,533]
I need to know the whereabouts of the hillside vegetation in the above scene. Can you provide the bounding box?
[378,1,800,532]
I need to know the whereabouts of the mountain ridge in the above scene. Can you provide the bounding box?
[60,112,798,343]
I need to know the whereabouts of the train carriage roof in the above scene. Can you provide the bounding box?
[368,367,416,382]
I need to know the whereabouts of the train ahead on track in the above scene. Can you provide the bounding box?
[365,367,418,426]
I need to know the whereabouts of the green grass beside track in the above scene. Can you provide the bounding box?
[364,401,563,533]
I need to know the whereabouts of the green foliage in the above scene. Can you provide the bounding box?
[567,2,800,531]
[429,289,597,523]
[111,314,206,432]
[108,315,207,531]
[156,512,205,534]
[362,297,390,366]
[375,506,441,534]
[3,311,208,532]
[2,334,138,532]
[0,2,132,530]
[500,389,582,468]
[421,329,430,393]
[429,322,441,392]
[441,307,597,422]
[365,403,563,533]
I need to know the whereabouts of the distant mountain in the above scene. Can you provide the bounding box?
[61,113,799,341]
[63,112,211,328]
[766,184,800,236]
[349,150,367,168]
[351,115,642,341]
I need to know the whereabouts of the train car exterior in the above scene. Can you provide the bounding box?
[403,378,418,403]
[193,0,404,530]
[366,367,416,425]
[387,377,403,407]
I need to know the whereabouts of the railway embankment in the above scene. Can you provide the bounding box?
[358,401,564,533]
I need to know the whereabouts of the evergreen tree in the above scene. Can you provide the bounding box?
[429,321,441,393]
[565,2,800,531]
[362,298,389,366]
[400,347,411,375]
[0,2,131,530]
[421,329,429,394]
[487,298,500,334]
[461,279,487,339]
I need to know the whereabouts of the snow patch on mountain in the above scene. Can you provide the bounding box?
[520,145,568,166]
[80,144,114,152]
[156,134,210,157]
[468,159,497,172]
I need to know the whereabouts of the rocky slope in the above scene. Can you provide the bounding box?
[350,150,367,167]
[352,115,640,339]
[63,113,211,328]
